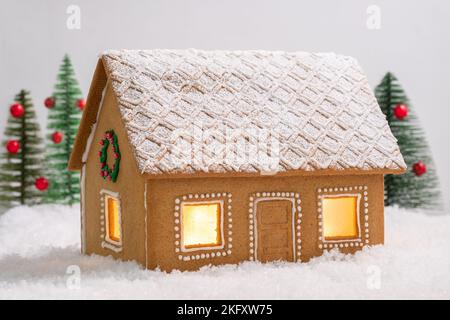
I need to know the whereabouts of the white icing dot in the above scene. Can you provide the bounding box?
[227,250,232,255]
[276,192,281,196]
[182,196,187,200]
[256,193,261,197]
[174,226,179,231]
[211,193,215,198]
[228,237,233,242]
[217,193,221,197]
[249,197,254,202]
[175,219,179,224]
[174,212,179,217]
[319,244,323,249]
[194,194,199,198]
[201,253,205,259]
[216,252,221,257]
[178,255,183,260]
[175,205,180,211]
[175,248,180,253]
[175,198,180,204]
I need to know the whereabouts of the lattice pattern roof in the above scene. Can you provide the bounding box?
[101,49,405,175]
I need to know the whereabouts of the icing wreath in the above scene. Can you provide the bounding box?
[99,130,121,182]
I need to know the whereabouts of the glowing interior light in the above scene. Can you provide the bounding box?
[322,196,358,240]
[106,196,121,242]
[182,202,221,249]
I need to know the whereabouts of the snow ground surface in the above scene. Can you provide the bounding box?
[0,204,449,299]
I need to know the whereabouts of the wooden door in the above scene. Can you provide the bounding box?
[256,200,294,262]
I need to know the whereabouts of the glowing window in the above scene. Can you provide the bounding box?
[322,196,359,240]
[181,202,222,249]
[105,195,121,243]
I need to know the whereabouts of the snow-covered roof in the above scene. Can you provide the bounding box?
[98,49,405,175]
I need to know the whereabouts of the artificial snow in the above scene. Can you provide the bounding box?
[0,204,449,299]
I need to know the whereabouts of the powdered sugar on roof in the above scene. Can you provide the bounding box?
[101,49,406,175]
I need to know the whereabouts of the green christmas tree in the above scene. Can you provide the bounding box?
[44,55,84,205]
[0,90,46,210]
[375,72,442,210]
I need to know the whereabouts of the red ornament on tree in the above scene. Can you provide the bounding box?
[51,131,64,144]
[76,99,86,110]
[6,140,20,154]
[412,161,427,176]
[44,97,55,108]
[10,103,25,118]
[393,104,408,120]
[35,177,49,191]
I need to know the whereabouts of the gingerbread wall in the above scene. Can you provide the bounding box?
[83,82,147,266]
[146,173,384,272]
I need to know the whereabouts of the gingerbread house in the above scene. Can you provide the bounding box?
[69,49,405,271]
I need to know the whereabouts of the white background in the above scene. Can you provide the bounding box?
[1,0,449,208]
